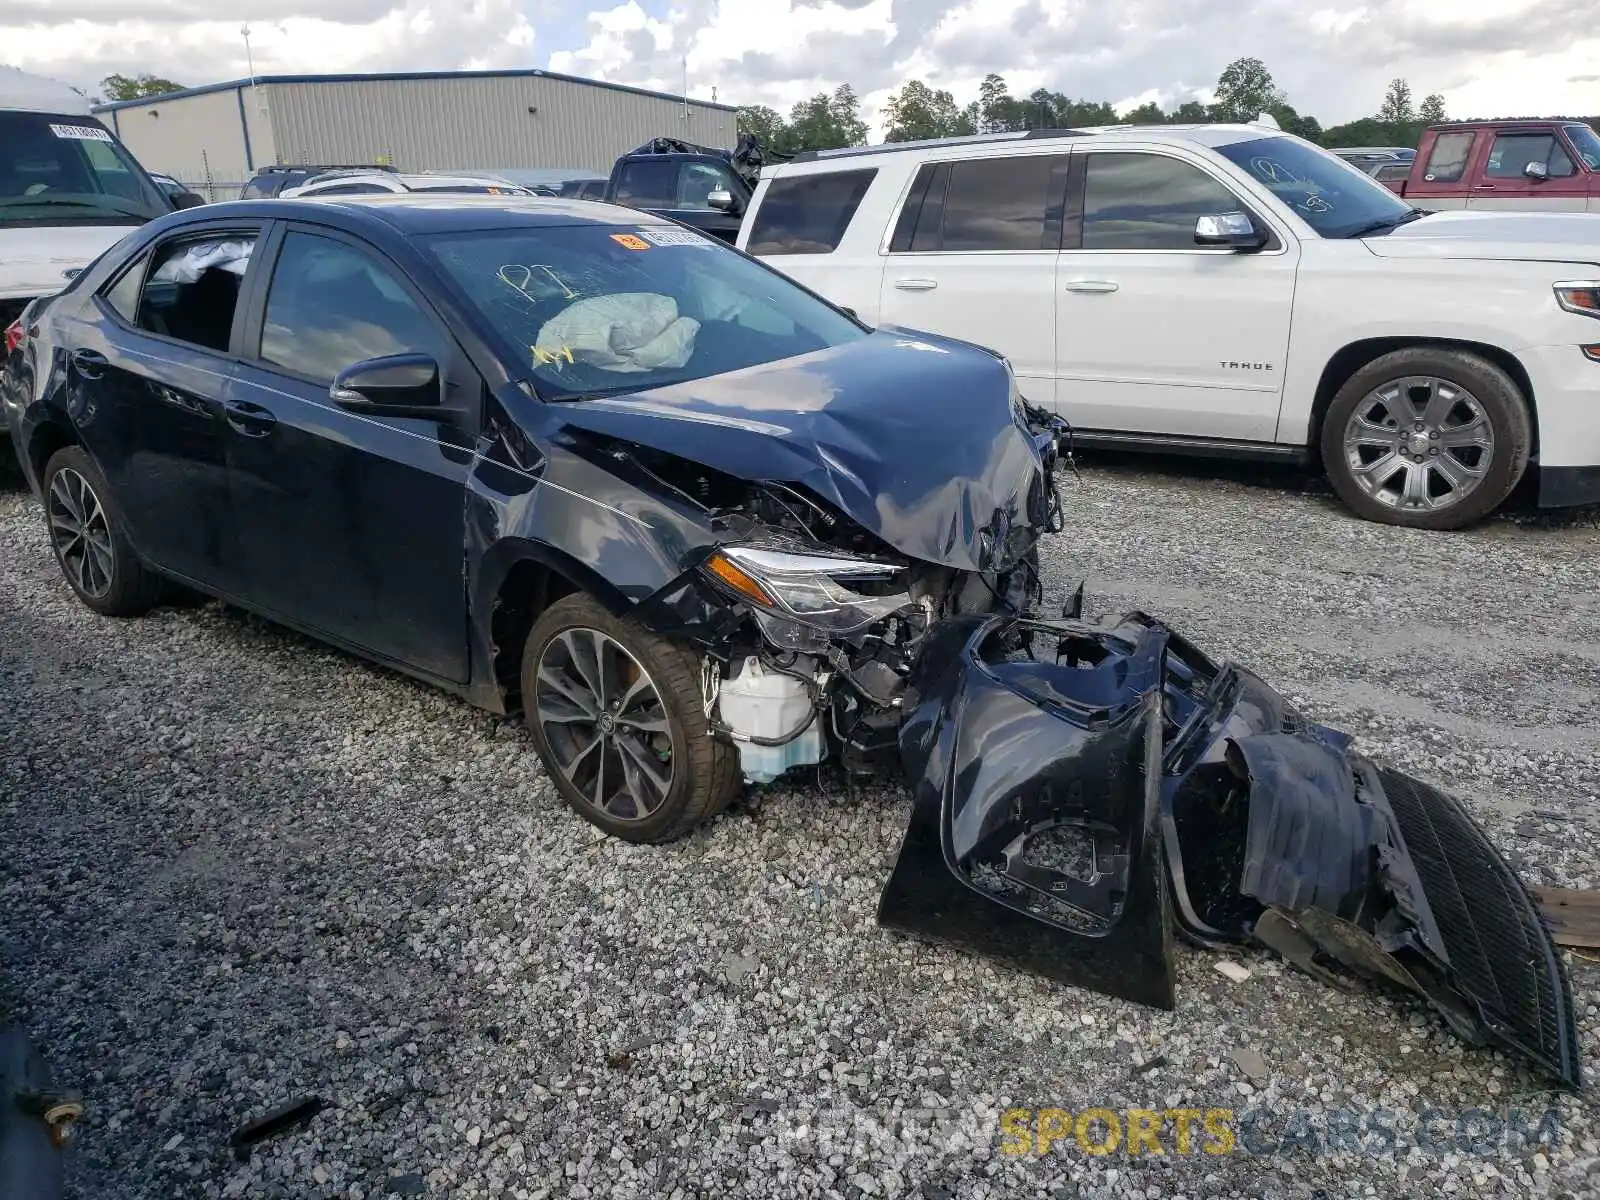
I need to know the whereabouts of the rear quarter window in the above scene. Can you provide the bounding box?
[746,169,877,255]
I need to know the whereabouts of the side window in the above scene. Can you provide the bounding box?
[938,155,1066,252]
[102,252,149,323]
[747,169,877,255]
[1485,134,1574,179]
[613,160,676,208]
[675,162,733,210]
[1422,133,1475,182]
[1081,153,1240,251]
[259,231,442,384]
[305,182,388,196]
[135,236,256,352]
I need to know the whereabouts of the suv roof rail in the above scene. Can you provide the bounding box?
[254,162,399,176]
[786,127,1088,165]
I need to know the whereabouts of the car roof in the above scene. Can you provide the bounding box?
[0,66,93,115]
[770,123,1288,174]
[158,194,669,235]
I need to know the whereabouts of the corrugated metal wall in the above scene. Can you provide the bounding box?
[107,87,256,200]
[266,75,737,173]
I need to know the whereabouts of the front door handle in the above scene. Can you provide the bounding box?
[69,349,108,379]
[1472,184,1496,190]
[223,398,277,437]
[892,278,939,291]
[1063,279,1120,294]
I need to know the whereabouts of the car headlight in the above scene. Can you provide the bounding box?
[1554,281,1600,318]
[703,545,913,638]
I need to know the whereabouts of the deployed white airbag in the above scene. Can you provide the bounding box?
[535,292,699,373]
[151,239,253,282]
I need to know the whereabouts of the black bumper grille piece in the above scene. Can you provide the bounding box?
[1379,768,1582,1088]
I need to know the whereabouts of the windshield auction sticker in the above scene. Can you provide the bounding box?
[638,229,710,248]
[610,233,650,250]
[49,124,114,142]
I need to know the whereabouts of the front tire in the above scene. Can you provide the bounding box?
[41,446,165,616]
[1321,347,1531,530]
[521,593,741,843]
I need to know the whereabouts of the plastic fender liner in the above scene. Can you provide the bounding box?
[876,615,1176,1010]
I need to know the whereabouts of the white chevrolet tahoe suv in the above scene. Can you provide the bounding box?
[737,125,1600,529]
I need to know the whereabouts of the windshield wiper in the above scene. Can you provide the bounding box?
[1342,208,1429,239]
[0,196,154,219]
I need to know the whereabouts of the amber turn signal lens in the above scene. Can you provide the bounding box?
[705,552,776,607]
[1583,344,1600,363]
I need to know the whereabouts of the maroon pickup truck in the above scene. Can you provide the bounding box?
[1379,119,1600,211]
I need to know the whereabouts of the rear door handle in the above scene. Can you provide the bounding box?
[1472,184,1496,190]
[1063,279,1120,294]
[892,278,939,291]
[223,398,277,437]
[69,349,108,378]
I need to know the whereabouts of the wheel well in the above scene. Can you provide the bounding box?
[490,560,578,711]
[27,419,78,483]
[1307,337,1539,466]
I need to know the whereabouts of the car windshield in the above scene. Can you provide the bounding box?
[0,111,168,225]
[1215,136,1416,239]
[1565,124,1600,170]
[426,223,867,402]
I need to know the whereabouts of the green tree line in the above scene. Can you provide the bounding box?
[738,57,1600,154]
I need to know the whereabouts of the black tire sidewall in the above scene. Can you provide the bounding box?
[1321,350,1531,530]
[522,594,712,843]
[41,446,152,616]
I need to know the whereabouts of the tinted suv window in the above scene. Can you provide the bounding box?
[0,112,167,225]
[260,232,441,383]
[1422,132,1474,182]
[676,162,733,210]
[1486,133,1575,178]
[614,160,676,207]
[136,236,256,352]
[1082,153,1239,250]
[938,155,1065,252]
[748,169,877,255]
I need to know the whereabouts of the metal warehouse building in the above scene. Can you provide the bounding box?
[93,68,738,199]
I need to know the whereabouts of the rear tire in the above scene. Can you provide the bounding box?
[522,593,741,843]
[1321,347,1530,530]
[41,446,166,616]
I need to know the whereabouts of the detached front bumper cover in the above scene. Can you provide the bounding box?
[879,608,1583,1088]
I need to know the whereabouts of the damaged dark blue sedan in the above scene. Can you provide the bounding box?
[3,196,1580,1089]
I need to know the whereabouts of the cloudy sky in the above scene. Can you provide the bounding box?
[10,0,1600,133]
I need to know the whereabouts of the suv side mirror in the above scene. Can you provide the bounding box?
[173,191,205,210]
[331,353,442,417]
[706,188,738,213]
[1194,211,1266,251]
[1524,160,1550,182]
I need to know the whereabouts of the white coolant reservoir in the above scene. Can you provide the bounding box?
[717,657,825,784]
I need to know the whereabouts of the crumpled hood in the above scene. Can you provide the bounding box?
[0,224,137,298]
[1365,209,1600,266]
[553,329,1055,572]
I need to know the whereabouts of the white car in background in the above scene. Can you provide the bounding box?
[738,124,1600,528]
[0,67,172,330]
[280,171,534,199]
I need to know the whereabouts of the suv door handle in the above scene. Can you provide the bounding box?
[892,278,939,291]
[223,398,277,437]
[1472,184,1496,190]
[1063,279,1120,294]
[69,349,108,378]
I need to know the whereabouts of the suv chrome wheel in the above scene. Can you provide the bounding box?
[1341,375,1495,514]
[534,627,675,823]
[48,466,114,600]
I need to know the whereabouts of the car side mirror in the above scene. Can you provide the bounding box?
[331,353,442,417]
[1524,161,1550,182]
[173,192,206,210]
[706,188,738,213]
[1194,212,1266,251]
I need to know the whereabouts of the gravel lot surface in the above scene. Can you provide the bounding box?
[2,452,1598,1200]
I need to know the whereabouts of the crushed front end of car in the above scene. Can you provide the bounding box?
[878,606,1582,1088]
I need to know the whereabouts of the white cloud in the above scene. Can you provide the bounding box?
[5,0,1598,134]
